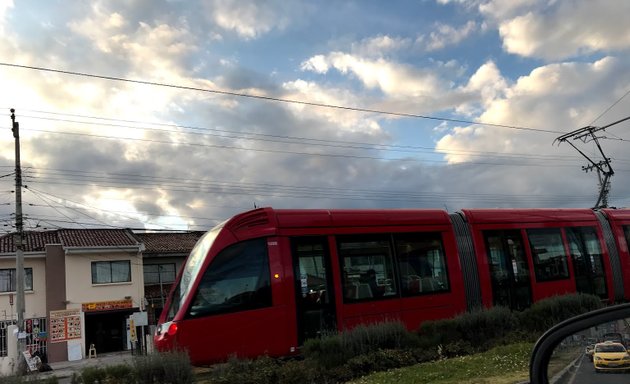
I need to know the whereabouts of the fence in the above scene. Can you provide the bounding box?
[0,317,48,358]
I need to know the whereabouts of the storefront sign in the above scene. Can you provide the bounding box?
[49,309,82,343]
[82,299,133,312]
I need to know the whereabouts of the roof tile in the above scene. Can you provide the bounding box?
[134,232,205,254]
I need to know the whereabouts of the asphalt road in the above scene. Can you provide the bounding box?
[556,355,629,384]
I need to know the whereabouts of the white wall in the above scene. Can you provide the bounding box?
[0,256,47,321]
[64,251,145,308]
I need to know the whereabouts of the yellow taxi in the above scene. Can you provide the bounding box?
[593,341,630,373]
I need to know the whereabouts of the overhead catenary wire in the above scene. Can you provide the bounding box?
[0,62,561,134]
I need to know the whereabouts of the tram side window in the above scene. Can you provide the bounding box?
[394,233,449,296]
[187,238,271,318]
[527,228,569,281]
[624,226,630,252]
[338,235,398,301]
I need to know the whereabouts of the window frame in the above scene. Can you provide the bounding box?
[91,260,132,284]
[337,231,451,303]
[143,263,176,284]
[526,227,570,282]
[394,232,451,297]
[0,268,33,292]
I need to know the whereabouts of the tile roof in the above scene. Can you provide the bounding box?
[58,229,139,248]
[0,229,141,253]
[0,229,204,254]
[134,232,205,254]
[0,231,61,253]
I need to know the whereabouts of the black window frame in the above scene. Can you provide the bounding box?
[91,260,132,284]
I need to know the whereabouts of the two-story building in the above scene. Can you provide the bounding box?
[0,228,205,372]
[0,229,144,366]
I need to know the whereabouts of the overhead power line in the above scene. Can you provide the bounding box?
[17,110,588,163]
[0,61,561,134]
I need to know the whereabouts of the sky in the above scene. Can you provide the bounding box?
[0,0,629,232]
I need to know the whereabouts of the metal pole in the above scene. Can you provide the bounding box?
[158,265,165,307]
[10,108,25,364]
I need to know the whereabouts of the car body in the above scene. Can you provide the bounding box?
[585,344,595,361]
[593,341,630,372]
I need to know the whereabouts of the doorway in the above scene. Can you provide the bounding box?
[484,230,532,310]
[85,310,132,354]
[291,236,337,345]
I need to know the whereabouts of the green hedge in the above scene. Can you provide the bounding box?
[204,293,604,384]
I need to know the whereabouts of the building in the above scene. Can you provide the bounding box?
[0,228,204,372]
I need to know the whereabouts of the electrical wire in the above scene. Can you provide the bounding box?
[0,62,562,134]
[17,109,581,162]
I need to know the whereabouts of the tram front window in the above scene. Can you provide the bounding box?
[188,238,271,317]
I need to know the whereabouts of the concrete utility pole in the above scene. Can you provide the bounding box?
[10,109,25,345]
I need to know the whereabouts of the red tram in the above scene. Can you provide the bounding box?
[154,207,630,365]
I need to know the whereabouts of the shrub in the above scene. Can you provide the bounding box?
[518,293,603,336]
[104,364,134,384]
[276,359,320,384]
[0,376,26,384]
[208,355,280,384]
[418,306,518,352]
[133,351,193,384]
[345,349,417,376]
[303,321,418,369]
[42,376,59,384]
[303,332,347,370]
[78,366,107,384]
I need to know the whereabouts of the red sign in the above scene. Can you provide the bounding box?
[9,293,13,305]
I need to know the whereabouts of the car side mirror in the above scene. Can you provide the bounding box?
[530,302,630,383]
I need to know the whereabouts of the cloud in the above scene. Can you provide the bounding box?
[482,0,630,60]
[436,56,630,171]
[201,0,296,40]
[301,52,443,98]
[423,21,478,51]
[350,35,413,57]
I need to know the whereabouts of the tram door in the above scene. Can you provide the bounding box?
[484,230,532,310]
[566,227,607,298]
[292,237,337,345]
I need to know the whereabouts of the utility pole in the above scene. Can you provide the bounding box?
[10,108,25,358]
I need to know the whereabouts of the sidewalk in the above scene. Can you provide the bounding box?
[32,351,136,382]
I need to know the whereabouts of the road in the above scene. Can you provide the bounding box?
[555,355,629,384]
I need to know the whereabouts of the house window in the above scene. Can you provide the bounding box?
[0,268,33,292]
[143,264,176,284]
[91,261,131,284]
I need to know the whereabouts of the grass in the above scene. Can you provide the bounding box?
[547,345,582,379]
[348,343,533,384]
